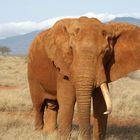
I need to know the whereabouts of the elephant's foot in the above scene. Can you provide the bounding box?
[58,117,72,139]
[57,130,91,140]
[57,131,71,140]
[79,128,91,140]
[79,135,91,140]
[43,108,57,133]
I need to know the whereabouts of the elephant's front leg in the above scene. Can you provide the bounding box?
[57,75,76,139]
[92,87,108,140]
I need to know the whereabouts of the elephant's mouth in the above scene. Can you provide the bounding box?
[100,82,112,114]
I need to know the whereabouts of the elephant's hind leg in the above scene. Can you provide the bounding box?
[28,78,46,130]
[43,99,58,133]
[34,101,46,130]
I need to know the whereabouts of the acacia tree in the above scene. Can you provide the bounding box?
[0,46,11,55]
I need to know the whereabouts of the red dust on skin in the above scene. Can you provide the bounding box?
[0,85,17,90]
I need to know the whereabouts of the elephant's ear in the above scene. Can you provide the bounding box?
[105,29,140,82]
[106,22,139,40]
[45,26,73,77]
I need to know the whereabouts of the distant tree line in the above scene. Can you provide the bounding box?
[0,46,11,55]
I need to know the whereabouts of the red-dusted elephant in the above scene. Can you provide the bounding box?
[28,17,140,140]
[28,17,113,140]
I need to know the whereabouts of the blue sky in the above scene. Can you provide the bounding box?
[0,0,140,23]
[0,0,140,38]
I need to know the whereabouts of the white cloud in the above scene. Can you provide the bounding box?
[82,12,116,22]
[0,21,37,39]
[0,16,74,39]
[83,12,140,22]
[0,12,140,39]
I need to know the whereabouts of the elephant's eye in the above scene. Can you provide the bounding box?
[102,30,107,37]
[69,46,72,49]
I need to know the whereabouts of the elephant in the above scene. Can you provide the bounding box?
[92,22,140,140]
[28,16,140,140]
[28,17,113,140]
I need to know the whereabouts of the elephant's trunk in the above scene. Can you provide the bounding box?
[76,78,93,140]
[73,61,95,139]
[71,53,96,139]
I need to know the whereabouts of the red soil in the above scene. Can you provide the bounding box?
[0,85,17,90]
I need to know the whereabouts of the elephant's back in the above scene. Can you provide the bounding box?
[28,29,57,96]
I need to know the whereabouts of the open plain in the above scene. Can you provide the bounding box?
[0,56,140,140]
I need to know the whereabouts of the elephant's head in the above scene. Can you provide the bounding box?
[45,17,113,137]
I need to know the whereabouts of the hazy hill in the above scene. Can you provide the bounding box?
[0,30,41,55]
[112,17,140,26]
[0,17,140,55]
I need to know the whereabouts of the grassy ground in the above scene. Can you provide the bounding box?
[0,56,140,140]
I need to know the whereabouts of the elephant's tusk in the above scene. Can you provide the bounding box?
[100,82,112,115]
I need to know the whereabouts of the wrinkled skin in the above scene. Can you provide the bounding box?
[28,17,112,140]
[106,22,138,37]
[28,17,140,140]
[92,22,140,140]
[106,22,140,81]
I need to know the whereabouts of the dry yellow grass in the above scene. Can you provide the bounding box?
[109,77,140,119]
[0,56,32,112]
[0,56,140,140]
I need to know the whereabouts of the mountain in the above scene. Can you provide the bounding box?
[112,17,140,26]
[0,30,41,55]
[0,17,140,55]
